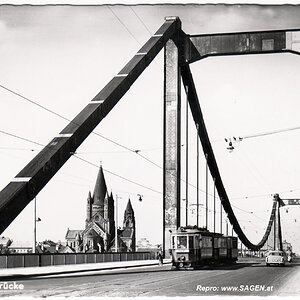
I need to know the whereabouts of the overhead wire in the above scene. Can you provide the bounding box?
[106,5,141,45]
[242,125,300,140]
[73,155,162,195]
[0,146,35,152]
[0,129,44,148]
[129,6,152,35]
[224,124,300,149]
[0,84,142,154]
[0,84,70,123]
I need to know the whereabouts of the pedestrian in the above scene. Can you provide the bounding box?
[157,250,163,266]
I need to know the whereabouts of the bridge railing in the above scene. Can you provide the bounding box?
[0,251,154,269]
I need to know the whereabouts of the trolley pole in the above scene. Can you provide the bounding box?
[213,178,216,233]
[33,197,36,254]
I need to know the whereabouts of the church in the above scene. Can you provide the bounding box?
[65,165,136,253]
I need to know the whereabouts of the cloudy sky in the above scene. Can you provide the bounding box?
[0,2,300,252]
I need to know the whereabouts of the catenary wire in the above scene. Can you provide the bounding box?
[106,5,141,45]
[129,6,152,35]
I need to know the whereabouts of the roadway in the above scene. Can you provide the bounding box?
[0,258,299,297]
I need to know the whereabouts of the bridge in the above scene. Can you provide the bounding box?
[0,6,300,296]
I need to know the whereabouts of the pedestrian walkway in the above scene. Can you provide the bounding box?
[0,259,172,279]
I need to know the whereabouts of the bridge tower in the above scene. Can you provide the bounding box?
[273,194,283,251]
[270,193,300,251]
[163,17,182,258]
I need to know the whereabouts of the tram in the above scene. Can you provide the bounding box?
[170,226,238,269]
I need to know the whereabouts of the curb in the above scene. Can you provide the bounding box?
[0,260,171,280]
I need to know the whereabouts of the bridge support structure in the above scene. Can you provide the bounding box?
[163,36,182,258]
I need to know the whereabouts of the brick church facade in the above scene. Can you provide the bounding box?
[65,166,135,253]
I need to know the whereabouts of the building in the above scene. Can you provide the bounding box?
[56,243,74,253]
[36,240,58,253]
[8,241,33,254]
[282,240,292,252]
[66,165,136,252]
[137,238,152,249]
[65,229,84,252]
[0,236,12,254]
[110,199,136,252]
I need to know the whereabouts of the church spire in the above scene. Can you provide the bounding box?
[123,198,135,228]
[125,199,133,214]
[93,165,107,206]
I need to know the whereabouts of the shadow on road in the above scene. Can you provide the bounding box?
[1,262,258,281]
[0,265,171,282]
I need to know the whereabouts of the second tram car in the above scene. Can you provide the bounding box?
[170,226,238,269]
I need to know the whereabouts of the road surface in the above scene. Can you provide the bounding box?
[0,258,299,297]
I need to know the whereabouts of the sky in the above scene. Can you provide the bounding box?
[0,3,300,253]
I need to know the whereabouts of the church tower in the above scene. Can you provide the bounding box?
[82,165,116,252]
[67,163,137,253]
[120,199,136,251]
[108,192,115,239]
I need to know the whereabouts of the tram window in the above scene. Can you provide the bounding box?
[189,236,194,249]
[177,236,187,249]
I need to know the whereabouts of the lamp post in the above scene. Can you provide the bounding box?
[33,197,41,253]
[226,219,228,236]
[182,198,186,226]
[213,178,216,233]
[186,93,189,227]
[205,153,208,229]
[220,199,222,234]
[196,123,199,228]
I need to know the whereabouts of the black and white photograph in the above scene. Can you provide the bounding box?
[0,0,300,297]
